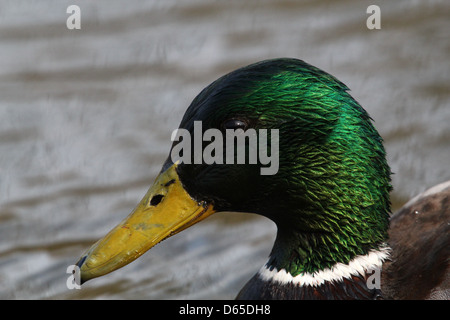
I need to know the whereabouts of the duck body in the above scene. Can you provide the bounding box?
[76,58,449,300]
[382,181,450,300]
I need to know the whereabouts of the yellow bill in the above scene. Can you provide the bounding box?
[76,163,215,284]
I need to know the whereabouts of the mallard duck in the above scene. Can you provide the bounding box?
[76,58,449,300]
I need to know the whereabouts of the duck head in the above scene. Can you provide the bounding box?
[76,58,391,287]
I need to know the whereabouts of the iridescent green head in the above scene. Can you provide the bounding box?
[173,58,392,275]
[77,58,391,283]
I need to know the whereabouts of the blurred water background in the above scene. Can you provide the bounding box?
[0,0,449,299]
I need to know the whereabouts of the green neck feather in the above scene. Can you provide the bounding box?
[258,64,392,275]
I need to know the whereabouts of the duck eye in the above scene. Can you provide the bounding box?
[223,119,248,130]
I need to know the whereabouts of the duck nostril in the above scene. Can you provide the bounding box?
[150,194,164,206]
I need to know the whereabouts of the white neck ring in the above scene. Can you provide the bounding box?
[258,246,390,287]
